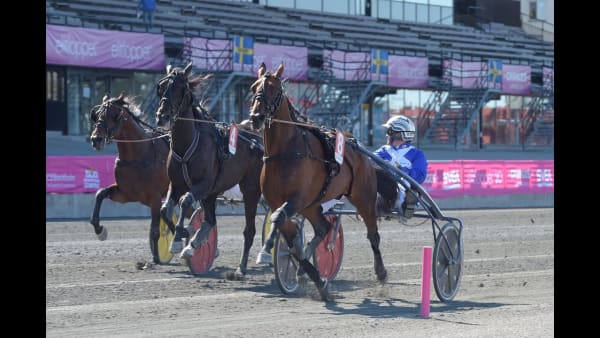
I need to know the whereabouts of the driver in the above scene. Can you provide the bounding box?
[374,115,428,218]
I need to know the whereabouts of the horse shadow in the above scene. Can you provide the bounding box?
[323,297,511,321]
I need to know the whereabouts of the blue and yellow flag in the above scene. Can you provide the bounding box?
[371,49,388,75]
[233,36,254,65]
[488,59,502,84]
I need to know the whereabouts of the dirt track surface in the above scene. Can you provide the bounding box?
[46,208,553,337]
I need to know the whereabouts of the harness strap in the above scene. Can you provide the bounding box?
[263,152,323,163]
[171,128,200,190]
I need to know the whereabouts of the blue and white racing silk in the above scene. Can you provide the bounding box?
[373,141,427,184]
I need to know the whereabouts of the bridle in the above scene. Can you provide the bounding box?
[156,71,194,124]
[250,73,283,127]
[91,100,128,144]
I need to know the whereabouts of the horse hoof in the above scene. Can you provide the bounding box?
[169,240,183,254]
[96,227,108,241]
[179,244,195,258]
[377,269,388,284]
[256,250,272,265]
[235,267,246,277]
[318,279,332,302]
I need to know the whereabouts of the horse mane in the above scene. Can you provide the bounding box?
[110,93,157,131]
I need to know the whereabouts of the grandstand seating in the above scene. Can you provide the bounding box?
[46,0,553,148]
[47,0,553,72]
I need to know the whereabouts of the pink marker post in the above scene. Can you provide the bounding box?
[420,246,433,318]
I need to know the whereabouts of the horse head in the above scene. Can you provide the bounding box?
[155,62,212,129]
[90,92,133,150]
[249,63,285,131]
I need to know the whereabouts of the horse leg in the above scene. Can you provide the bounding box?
[90,186,116,241]
[351,196,388,284]
[235,187,260,276]
[181,195,217,258]
[256,201,298,264]
[281,227,331,302]
[302,206,333,262]
[148,202,162,264]
[168,191,195,254]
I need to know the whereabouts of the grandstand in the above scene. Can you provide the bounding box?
[46,0,553,150]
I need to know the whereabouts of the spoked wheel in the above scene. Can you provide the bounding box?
[433,222,463,302]
[155,213,177,264]
[184,208,218,275]
[273,220,305,295]
[313,214,344,281]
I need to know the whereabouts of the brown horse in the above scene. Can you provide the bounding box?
[89,92,173,264]
[249,63,388,301]
[155,63,264,276]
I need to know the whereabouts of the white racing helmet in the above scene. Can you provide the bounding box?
[382,115,415,142]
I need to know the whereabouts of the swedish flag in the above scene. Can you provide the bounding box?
[371,49,388,75]
[233,36,254,65]
[488,59,502,84]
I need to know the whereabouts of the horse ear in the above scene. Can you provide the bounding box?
[275,63,284,78]
[102,94,109,103]
[184,62,193,76]
[166,64,172,74]
[118,91,126,100]
[258,63,266,77]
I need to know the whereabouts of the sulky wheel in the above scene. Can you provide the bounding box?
[273,230,300,294]
[155,213,177,264]
[433,222,463,302]
[184,208,218,275]
[313,214,344,281]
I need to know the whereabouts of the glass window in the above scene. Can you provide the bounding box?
[46,69,65,102]
[537,0,545,20]
[377,0,391,19]
[429,5,441,24]
[404,2,416,22]
[111,77,133,98]
[441,6,452,24]
[265,0,295,8]
[391,0,403,21]
[302,0,322,12]
[416,3,428,23]
[429,0,452,6]
[529,1,537,19]
[323,0,350,14]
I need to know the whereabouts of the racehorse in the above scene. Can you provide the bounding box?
[155,63,264,276]
[249,63,388,301]
[89,92,174,264]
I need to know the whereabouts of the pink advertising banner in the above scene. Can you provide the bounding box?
[388,55,429,88]
[47,156,553,197]
[183,37,231,71]
[323,50,369,81]
[46,156,116,194]
[253,43,308,81]
[443,60,486,88]
[422,160,554,198]
[502,64,531,95]
[46,25,165,71]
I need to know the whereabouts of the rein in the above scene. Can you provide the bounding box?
[112,133,170,143]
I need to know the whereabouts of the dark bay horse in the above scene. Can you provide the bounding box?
[155,63,264,276]
[249,63,388,301]
[89,93,173,264]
